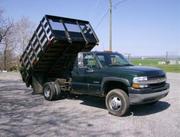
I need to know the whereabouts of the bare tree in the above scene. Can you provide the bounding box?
[1,23,14,71]
[0,8,35,71]
[0,9,12,43]
[0,9,4,42]
[0,9,15,71]
[14,17,35,55]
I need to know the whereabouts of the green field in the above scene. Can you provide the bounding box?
[131,59,180,73]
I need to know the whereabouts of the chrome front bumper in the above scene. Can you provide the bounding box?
[128,83,169,105]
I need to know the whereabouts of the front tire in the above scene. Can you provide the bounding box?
[105,89,129,116]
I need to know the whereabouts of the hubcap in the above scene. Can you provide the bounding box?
[44,87,50,98]
[109,96,122,111]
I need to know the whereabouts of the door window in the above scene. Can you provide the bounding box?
[83,54,98,69]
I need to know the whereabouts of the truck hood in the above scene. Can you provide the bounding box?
[104,65,165,78]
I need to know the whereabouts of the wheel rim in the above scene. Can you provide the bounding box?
[44,87,51,98]
[109,96,122,111]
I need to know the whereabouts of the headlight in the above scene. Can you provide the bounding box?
[133,76,147,83]
[132,76,148,89]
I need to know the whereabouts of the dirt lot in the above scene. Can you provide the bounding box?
[0,72,180,137]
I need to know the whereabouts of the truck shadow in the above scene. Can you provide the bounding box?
[79,96,106,109]
[130,101,170,116]
[61,93,106,109]
[63,94,170,116]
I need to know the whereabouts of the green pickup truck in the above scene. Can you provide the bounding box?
[71,51,169,116]
[20,15,169,116]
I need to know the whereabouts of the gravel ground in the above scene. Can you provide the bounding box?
[0,72,180,137]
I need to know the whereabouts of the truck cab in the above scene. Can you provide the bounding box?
[70,51,169,116]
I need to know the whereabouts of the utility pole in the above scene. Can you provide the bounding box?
[109,0,112,51]
[166,51,169,64]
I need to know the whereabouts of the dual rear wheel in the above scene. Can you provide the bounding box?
[43,82,61,101]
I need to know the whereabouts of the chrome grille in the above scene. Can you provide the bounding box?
[147,75,166,89]
[149,81,166,89]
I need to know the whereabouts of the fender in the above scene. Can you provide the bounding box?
[101,77,130,94]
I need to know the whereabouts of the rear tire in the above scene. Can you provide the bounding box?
[54,82,61,98]
[105,89,129,117]
[43,82,56,101]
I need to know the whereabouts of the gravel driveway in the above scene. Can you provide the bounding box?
[0,72,180,137]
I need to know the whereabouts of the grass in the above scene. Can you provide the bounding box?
[131,58,180,73]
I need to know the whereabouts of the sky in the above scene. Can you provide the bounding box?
[0,0,180,56]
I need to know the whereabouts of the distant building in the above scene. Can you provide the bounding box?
[169,60,180,65]
[158,61,166,65]
[141,57,144,60]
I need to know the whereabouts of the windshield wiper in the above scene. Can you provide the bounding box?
[109,64,132,66]
[109,64,121,66]
[122,64,133,66]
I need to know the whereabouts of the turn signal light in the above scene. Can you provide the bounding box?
[132,83,148,89]
[132,83,140,89]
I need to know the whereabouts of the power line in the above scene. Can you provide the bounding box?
[94,0,128,51]
[95,10,109,30]
[89,0,102,20]
[113,0,128,9]
[95,0,128,29]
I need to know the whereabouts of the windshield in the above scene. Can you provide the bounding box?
[96,52,131,67]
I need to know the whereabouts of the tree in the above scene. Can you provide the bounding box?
[1,22,14,71]
[0,9,3,42]
[0,8,35,71]
[0,9,14,71]
[13,17,35,56]
[0,9,12,43]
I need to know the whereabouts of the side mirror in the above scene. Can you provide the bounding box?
[86,68,94,73]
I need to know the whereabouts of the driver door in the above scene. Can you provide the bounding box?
[82,53,102,95]
[71,53,102,95]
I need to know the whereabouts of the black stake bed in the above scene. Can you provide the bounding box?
[20,15,99,86]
